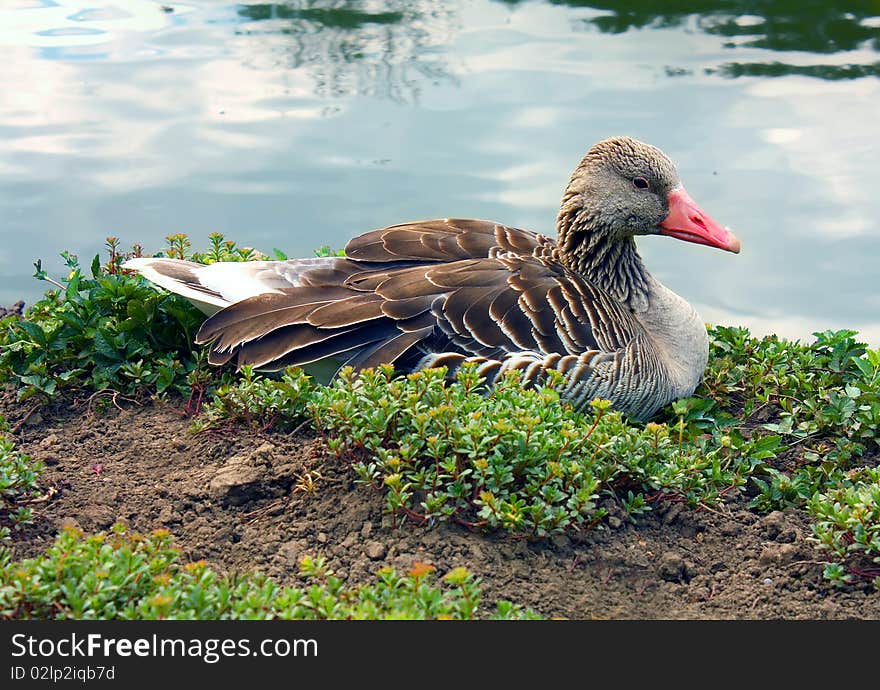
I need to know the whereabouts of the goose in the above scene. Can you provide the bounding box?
[123,136,739,420]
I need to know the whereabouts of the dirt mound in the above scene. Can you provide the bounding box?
[4,393,878,619]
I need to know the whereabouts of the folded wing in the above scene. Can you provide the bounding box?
[186,219,642,374]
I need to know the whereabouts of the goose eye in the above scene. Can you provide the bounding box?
[633,177,650,190]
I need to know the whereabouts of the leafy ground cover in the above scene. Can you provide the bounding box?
[1,235,878,618]
[0,524,534,620]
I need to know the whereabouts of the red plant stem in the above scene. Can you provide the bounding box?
[847,566,880,579]
[453,517,488,530]
[400,507,428,526]
[584,408,604,440]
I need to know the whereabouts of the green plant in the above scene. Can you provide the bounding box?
[312,246,346,258]
[1,247,204,401]
[0,235,274,404]
[0,525,538,620]
[700,327,880,450]
[0,431,44,541]
[809,467,880,589]
[749,467,817,512]
[688,326,880,512]
[311,364,757,536]
[189,232,265,264]
[191,366,313,432]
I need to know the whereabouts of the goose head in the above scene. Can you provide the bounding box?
[556,136,740,270]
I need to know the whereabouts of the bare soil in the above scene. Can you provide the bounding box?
[4,391,879,620]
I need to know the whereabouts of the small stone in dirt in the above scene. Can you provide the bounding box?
[658,552,691,583]
[710,561,728,574]
[208,454,263,503]
[25,413,43,427]
[254,443,276,459]
[785,547,802,565]
[280,540,304,566]
[607,516,622,529]
[316,532,328,543]
[763,578,773,586]
[39,434,59,449]
[361,521,373,538]
[157,504,177,525]
[759,543,800,565]
[365,541,387,560]
[58,516,81,531]
[662,504,684,525]
[759,511,787,540]
[719,521,741,537]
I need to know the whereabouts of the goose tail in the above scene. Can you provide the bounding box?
[121,256,352,315]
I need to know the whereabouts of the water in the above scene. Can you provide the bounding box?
[1,0,879,344]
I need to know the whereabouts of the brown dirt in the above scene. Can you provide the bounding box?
[3,391,879,620]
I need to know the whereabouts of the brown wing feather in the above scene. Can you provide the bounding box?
[380,295,436,320]
[237,321,393,370]
[395,311,437,333]
[216,324,355,368]
[306,293,385,328]
[344,218,542,262]
[196,287,351,344]
[425,261,505,289]
[445,255,634,355]
[440,287,493,351]
[342,327,434,371]
[346,264,441,296]
[293,260,368,287]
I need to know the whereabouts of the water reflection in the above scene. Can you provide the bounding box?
[0,0,179,53]
[694,3,879,54]
[235,1,460,102]
[502,0,880,79]
[714,60,879,79]
[0,0,878,345]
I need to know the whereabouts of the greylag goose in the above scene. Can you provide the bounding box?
[123,136,739,419]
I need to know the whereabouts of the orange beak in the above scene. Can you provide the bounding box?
[659,187,741,254]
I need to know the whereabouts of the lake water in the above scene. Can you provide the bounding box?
[1,1,879,344]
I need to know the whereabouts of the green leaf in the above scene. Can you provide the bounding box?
[65,270,81,300]
[16,321,48,348]
[18,374,56,396]
[32,258,46,281]
[845,385,862,399]
[851,357,873,378]
[92,330,122,362]
[156,367,175,393]
[751,435,783,453]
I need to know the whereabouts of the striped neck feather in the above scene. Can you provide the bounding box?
[556,213,651,312]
